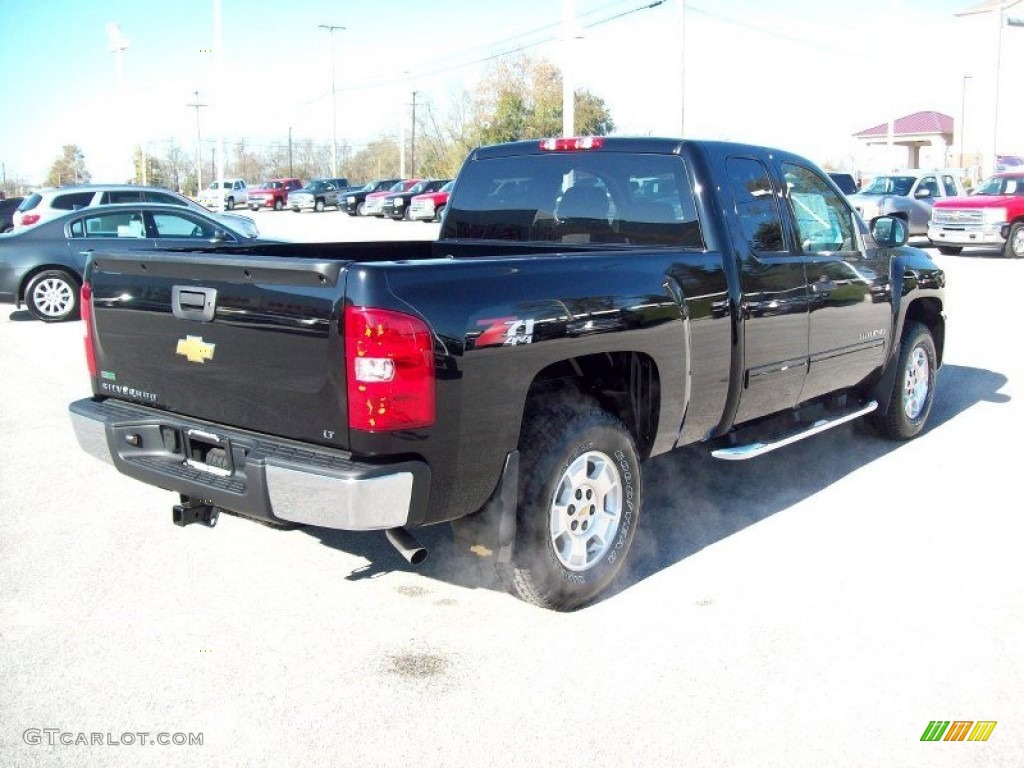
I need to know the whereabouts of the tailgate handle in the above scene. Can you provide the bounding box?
[172,286,218,322]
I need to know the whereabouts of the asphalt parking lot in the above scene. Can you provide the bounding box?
[1,211,1022,767]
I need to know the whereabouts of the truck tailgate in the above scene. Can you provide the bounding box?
[86,250,351,449]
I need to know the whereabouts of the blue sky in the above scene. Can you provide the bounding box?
[1,0,1017,185]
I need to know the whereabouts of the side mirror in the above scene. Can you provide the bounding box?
[210,229,229,244]
[870,216,908,248]
[915,187,932,199]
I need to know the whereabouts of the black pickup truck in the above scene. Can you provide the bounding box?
[69,137,946,610]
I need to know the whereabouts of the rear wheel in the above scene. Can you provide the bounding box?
[503,401,642,611]
[225,197,235,211]
[273,199,284,211]
[25,269,80,322]
[434,205,446,223]
[936,245,962,255]
[873,321,937,440]
[1004,222,1024,258]
[314,199,325,213]
[357,202,367,216]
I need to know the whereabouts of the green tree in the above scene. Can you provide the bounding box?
[473,55,614,143]
[44,145,91,186]
[132,146,165,186]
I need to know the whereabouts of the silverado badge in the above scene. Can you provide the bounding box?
[176,335,216,364]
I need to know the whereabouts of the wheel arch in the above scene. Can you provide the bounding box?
[521,350,662,460]
[903,296,945,366]
[18,263,82,304]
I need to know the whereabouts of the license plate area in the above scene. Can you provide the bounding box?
[183,428,234,477]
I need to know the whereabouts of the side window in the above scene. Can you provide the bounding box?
[53,192,95,210]
[782,163,856,254]
[143,191,185,206]
[918,176,939,198]
[103,190,143,204]
[151,212,214,239]
[941,175,958,196]
[81,212,146,238]
[726,157,785,252]
[69,219,85,238]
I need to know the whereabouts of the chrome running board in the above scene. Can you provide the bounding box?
[711,400,878,461]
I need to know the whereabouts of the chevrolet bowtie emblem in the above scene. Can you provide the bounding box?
[176,335,216,363]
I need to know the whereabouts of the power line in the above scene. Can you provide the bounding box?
[296,0,666,105]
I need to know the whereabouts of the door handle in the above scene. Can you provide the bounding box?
[78,249,95,257]
[172,285,218,322]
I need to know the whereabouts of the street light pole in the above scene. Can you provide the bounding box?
[188,90,207,196]
[960,74,972,172]
[318,24,345,178]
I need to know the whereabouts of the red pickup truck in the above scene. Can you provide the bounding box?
[409,180,454,222]
[928,172,1024,257]
[248,178,303,211]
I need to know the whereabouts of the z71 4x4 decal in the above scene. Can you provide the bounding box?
[474,317,535,348]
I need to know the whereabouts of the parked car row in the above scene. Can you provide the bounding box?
[340,178,452,221]
[9,184,260,237]
[832,166,1023,258]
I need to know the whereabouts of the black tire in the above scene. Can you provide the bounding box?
[503,401,642,610]
[225,197,235,211]
[25,269,80,322]
[314,198,325,213]
[1004,222,1024,258]
[936,245,962,255]
[357,202,367,216]
[873,321,937,440]
[402,206,411,221]
[434,205,446,223]
[273,199,284,211]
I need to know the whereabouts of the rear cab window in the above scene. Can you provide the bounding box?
[442,152,703,248]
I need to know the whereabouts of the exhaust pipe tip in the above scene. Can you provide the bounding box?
[385,527,428,566]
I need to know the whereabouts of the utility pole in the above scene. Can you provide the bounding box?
[410,91,418,178]
[318,24,345,178]
[288,126,294,177]
[187,90,208,196]
[562,0,575,137]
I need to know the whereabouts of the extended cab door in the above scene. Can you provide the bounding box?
[724,155,810,423]
[779,162,891,402]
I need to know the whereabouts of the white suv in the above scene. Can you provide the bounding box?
[12,184,258,237]
[197,178,248,210]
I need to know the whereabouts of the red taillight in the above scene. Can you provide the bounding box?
[81,282,97,377]
[18,212,40,226]
[344,306,435,432]
[539,136,605,152]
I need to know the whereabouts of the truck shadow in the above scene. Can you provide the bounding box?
[304,363,1009,605]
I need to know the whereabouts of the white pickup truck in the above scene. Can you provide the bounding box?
[197,178,249,211]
